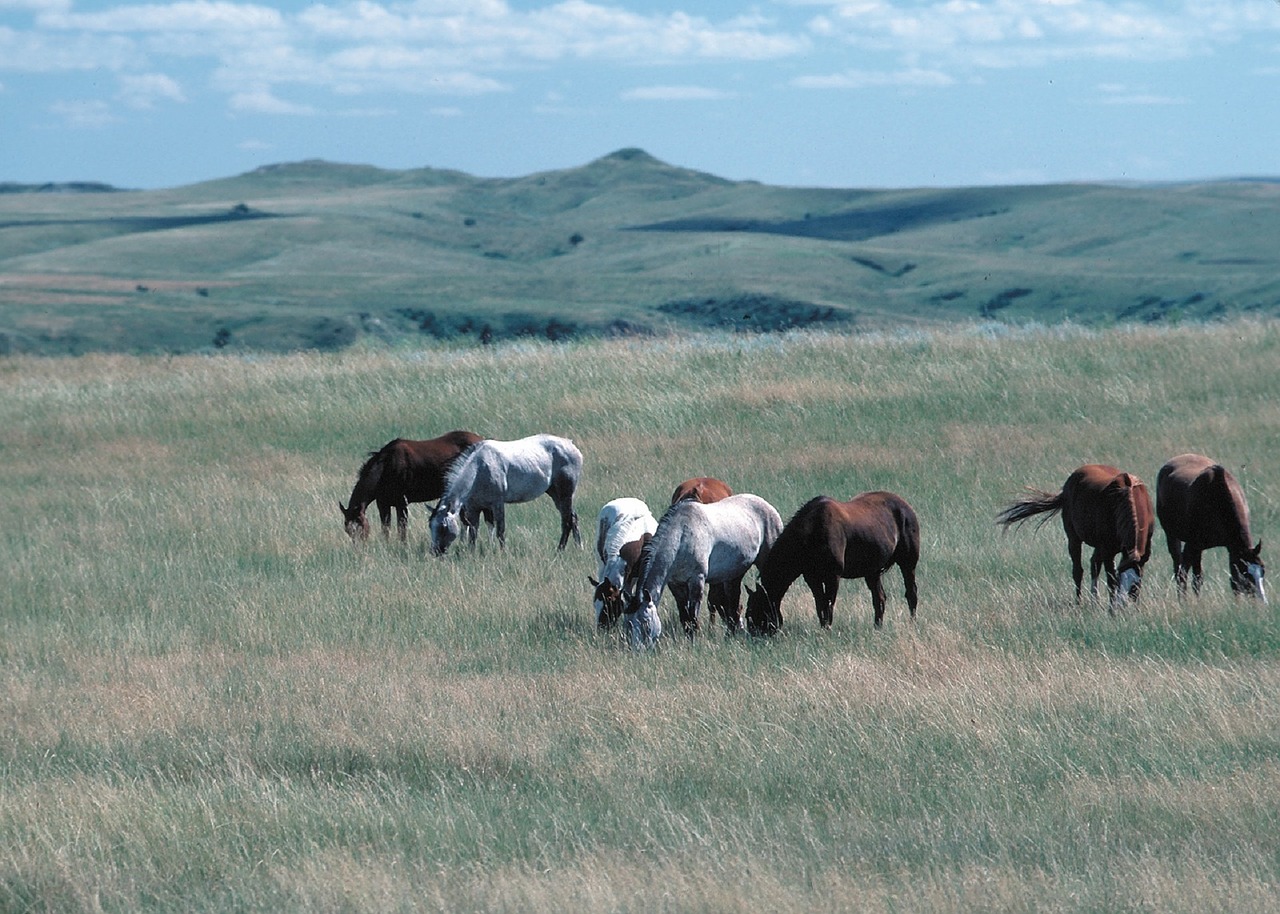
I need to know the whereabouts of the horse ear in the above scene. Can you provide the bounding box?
[588,576,600,588]
[338,501,347,513]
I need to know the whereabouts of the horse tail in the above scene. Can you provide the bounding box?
[996,488,1065,530]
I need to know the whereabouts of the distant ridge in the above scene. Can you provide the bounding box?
[1,148,1278,356]
[0,181,122,194]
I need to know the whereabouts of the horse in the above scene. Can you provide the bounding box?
[1156,453,1266,602]
[338,430,483,543]
[589,498,659,629]
[623,493,783,647]
[745,492,920,634]
[996,464,1154,611]
[669,476,738,625]
[429,434,583,555]
[671,476,734,505]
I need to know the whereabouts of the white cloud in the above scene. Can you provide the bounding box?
[117,71,185,108]
[792,67,955,89]
[39,1,285,33]
[793,0,1280,66]
[50,98,119,127]
[621,84,734,101]
[229,88,316,115]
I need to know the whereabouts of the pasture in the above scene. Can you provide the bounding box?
[2,321,1279,912]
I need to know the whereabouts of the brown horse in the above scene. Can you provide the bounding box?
[669,477,738,627]
[671,476,734,505]
[339,430,483,543]
[1156,453,1266,602]
[745,492,920,633]
[997,464,1154,610]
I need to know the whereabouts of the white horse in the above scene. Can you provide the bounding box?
[589,497,658,628]
[624,493,783,647]
[429,434,583,555]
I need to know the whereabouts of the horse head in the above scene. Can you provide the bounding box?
[744,583,781,636]
[428,502,462,556]
[590,576,626,629]
[621,588,662,649]
[1115,553,1146,609]
[338,501,369,542]
[1230,540,1266,603]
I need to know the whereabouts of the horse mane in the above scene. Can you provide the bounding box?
[440,439,485,495]
[1110,475,1150,555]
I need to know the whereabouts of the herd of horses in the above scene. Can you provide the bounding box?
[339,431,1266,647]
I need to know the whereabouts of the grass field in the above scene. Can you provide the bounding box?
[2,321,1279,912]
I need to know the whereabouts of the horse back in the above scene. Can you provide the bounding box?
[387,430,483,502]
[1158,453,1252,548]
[671,477,733,505]
[831,492,919,574]
[1064,464,1152,553]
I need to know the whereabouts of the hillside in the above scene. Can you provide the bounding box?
[1,148,1278,354]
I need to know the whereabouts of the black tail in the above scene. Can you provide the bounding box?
[996,489,1065,530]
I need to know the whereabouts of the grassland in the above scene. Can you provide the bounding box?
[2,321,1279,912]
[2,150,1279,355]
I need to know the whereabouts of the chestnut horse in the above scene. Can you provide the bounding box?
[339,430,483,542]
[745,492,920,634]
[997,464,1154,610]
[1156,453,1266,602]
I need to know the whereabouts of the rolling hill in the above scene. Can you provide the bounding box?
[2,148,1278,355]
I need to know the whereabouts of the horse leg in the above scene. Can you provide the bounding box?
[377,500,393,541]
[672,581,700,638]
[717,577,744,634]
[1069,537,1085,603]
[492,502,507,549]
[395,498,409,544]
[548,476,581,550]
[866,573,887,627]
[902,562,919,620]
[805,572,835,628]
[1168,537,1188,596]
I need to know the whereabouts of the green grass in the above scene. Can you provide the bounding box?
[2,321,1279,912]
[3,151,1279,355]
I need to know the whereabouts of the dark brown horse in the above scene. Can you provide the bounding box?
[1156,453,1266,602]
[997,464,1154,610]
[745,492,920,633]
[669,477,738,627]
[339,430,483,543]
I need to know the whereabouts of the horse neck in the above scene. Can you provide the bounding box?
[757,522,805,600]
[1112,484,1150,559]
[440,449,482,511]
[347,455,385,510]
[637,524,684,597]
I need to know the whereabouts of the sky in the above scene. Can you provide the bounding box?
[3,0,1279,190]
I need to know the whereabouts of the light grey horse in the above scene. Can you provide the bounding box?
[624,493,783,647]
[429,434,583,555]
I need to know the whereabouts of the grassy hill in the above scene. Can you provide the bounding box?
[2,149,1278,354]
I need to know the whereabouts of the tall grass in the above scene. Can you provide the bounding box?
[2,322,1279,912]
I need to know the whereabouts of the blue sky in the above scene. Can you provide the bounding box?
[3,0,1279,189]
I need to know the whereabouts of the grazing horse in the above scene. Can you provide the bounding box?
[1156,453,1266,602]
[669,476,738,626]
[339,430,483,543]
[745,492,920,634]
[624,493,783,647]
[997,464,1154,611]
[671,476,734,505]
[429,434,583,555]
[589,498,659,629]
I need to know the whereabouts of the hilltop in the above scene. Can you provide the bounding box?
[1,148,1277,355]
